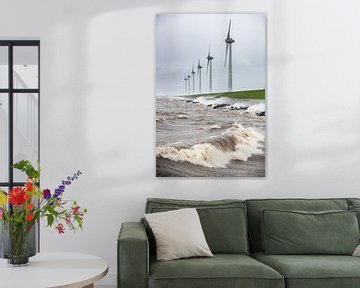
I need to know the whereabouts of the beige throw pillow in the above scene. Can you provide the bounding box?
[145,208,213,261]
[353,244,360,256]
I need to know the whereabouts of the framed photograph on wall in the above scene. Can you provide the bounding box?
[156,13,266,177]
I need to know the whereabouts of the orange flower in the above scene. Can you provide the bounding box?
[9,187,26,205]
[24,193,31,200]
[26,203,34,210]
[25,182,33,192]
[26,214,33,221]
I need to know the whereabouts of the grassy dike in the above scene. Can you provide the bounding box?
[189,89,265,100]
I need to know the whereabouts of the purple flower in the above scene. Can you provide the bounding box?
[43,189,51,200]
[54,189,63,198]
[54,170,82,199]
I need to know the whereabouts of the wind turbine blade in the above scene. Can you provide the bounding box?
[225,44,229,67]
[227,20,231,38]
[207,59,210,75]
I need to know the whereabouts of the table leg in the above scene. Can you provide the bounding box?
[82,284,94,288]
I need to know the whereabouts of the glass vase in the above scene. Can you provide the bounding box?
[0,220,37,266]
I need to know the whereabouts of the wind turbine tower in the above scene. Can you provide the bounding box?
[197,59,203,93]
[184,73,188,95]
[191,65,196,94]
[187,70,191,94]
[224,20,235,92]
[206,46,214,93]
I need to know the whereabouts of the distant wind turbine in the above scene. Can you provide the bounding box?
[191,65,196,94]
[197,59,203,93]
[206,45,214,93]
[224,20,235,92]
[187,70,191,94]
[184,73,188,95]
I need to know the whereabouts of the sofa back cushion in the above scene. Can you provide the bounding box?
[348,198,360,207]
[246,198,349,252]
[347,199,360,228]
[261,209,359,255]
[145,198,249,254]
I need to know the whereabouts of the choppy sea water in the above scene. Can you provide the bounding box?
[156,95,265,177]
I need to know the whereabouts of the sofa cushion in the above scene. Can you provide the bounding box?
[146,198,249,254]
[261,209,359,255]
[246,198,349,252]
[349,205,360,228]
[347,198,360,207]
[145,208,213,261]
[149,254,284,288]
[252,252,360,288]
[347,199,360,229]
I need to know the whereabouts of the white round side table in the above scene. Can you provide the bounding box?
[0,252,108,288]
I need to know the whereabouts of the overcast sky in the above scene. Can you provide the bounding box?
[156,14,266,96]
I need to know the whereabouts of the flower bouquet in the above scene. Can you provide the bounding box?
[0,160,87,266]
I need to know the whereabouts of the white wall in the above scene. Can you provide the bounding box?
[1,0,360,285]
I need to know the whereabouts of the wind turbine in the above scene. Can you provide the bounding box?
[191,65,196,94]
[197,59,203,93]
[187,70,191,94]
[224,20,235,92]
[184,73,188,95]
[206,45,214,93]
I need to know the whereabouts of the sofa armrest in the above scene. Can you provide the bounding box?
[118,222,149,288]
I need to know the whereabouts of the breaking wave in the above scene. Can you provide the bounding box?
[230,102,249,110]
[192,96,229,107]
[247,103,265,114]
[209,124,222,130]
[176,113,189,119]
[183,96,265,115]
[156,124,264,168]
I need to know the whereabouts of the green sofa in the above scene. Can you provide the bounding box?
[118,198,360,288]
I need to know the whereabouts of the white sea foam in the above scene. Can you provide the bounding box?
[230,102,249,110]
[192,96,232,108]
[176,113,188,119]
[247,103,265,114]
[190,96,265,112]
[209,124,222,130]
[156,124,264,168]
[192,97,213,106]
[156,116,166,123]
